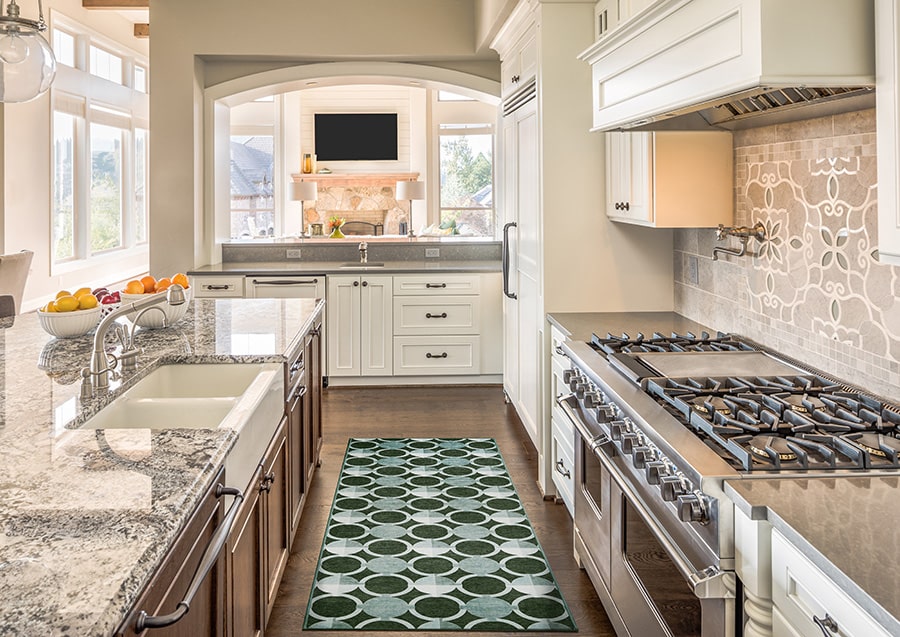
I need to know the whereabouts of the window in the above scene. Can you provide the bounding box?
[438,90,474,102]
[438,125,494,236]
[50,18,149,272]
[134,128,148,243]
[90,122,124,252]
[52,112,76,261]
[230,135,275,239]
[52,29,75,68]
[134,65,147,93]
[89,44,123,84]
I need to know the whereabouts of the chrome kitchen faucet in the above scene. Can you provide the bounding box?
[80,284,187,399]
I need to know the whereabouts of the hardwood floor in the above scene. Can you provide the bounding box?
[265,385,616,637]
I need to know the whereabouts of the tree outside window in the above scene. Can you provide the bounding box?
[439,129,493,236]
[90,123,124,253]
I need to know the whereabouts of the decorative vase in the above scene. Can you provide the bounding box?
[329,225,345,239]
[302,153,313,174]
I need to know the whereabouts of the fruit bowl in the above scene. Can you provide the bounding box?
[37,306,102,339]
[119,286,193,329]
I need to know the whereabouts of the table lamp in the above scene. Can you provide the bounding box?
[396,180,425,237]
[291,181,318,236]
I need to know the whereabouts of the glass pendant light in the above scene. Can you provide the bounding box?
[0,0,56,103]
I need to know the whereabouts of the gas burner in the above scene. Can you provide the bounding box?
[690,395,731,415]
[778,393,827,414]
[747,435,798,463]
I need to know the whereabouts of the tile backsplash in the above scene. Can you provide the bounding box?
[674,109,900,400]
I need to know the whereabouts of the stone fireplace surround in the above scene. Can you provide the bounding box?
[293,172,418,235]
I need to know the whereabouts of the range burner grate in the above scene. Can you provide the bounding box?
[645,374,900,472]
[589,331,755,355]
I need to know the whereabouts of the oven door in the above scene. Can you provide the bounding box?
[609,480,736,637]
[559,394,736,637]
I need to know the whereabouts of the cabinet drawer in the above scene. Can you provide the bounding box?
[393,296,480,335]
[191,275,244,298]
[550,418,575,518]
[393,336,480,375]
[772,530,890,637]
[393,274,480,296]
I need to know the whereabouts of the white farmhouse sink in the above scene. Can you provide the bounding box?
[80,362,285,492]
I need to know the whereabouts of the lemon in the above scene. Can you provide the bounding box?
[78,294,99,310]
[73,287,92,299]
[55,295,80,312]
[55,290,72,300]
[44,301,58,312]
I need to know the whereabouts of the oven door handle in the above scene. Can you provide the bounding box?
[556,394,616,456]
[556,395,734,600]
[598,443,733,600]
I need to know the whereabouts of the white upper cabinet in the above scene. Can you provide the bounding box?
[876,0,900,266]
[605,130,734,227]
[594,0,656,40]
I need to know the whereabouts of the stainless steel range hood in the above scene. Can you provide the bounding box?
[579,0,876,132]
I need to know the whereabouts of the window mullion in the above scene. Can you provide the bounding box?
[75,113,89,260]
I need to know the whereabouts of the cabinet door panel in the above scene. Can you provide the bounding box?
[326,276,361,376]
[360,276,393,376]
[227,470,263,637]
[263,427,289,623]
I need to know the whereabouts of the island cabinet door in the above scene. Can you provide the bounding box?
[262,422,289,624]
[227,465,264,637]
[116,468,227,637]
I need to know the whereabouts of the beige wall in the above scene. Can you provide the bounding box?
[674,109,899,399]
[1,0,149,311]
[150,0,506,275]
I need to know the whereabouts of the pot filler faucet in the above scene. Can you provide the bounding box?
[81,284,187,398]
[712,222,766,261]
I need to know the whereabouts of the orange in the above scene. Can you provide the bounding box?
[125,280,145,294]
[140,275,157,294]
[172,273,190,289]
[73,287,92,299]
[55,290,72,300]
[155,277,173,292]
[78,294,99,310]
[55,295,80,312]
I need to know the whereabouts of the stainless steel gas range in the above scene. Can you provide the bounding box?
[556,330,900,637]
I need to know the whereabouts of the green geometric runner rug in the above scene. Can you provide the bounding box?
[304,438,578,632]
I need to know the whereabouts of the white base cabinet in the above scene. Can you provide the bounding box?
[771,530,890,637]
[549,325,574,517]
[326,275,392,378]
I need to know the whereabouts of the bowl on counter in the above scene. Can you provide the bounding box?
[37,306,102,339]
[119,286,193,329]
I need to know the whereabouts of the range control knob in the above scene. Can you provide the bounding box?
[563,369,576,384]
[596,405,616,423]
[645,461,669,484]
[677,494,710,524]
[632,446,654,469]
[583,391,600,408]
[609,420,628,440]
[659,475,687,501]
[620,433,640,454]
[573,382,588,399]
[568,374,583,391]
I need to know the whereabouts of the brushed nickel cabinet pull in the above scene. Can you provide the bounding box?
[134,485,243,631]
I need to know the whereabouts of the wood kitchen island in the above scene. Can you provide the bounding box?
[0,297,323,636]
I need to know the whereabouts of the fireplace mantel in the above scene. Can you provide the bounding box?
[292,172,419,187]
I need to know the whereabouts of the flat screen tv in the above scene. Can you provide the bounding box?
[314,113,398,161]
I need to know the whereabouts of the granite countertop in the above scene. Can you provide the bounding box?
[547,311,716,342]
[0,297,323,636]
[189,259,501,275]
[726,478,900,636]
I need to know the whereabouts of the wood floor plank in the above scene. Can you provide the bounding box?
[265,385,617,637]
